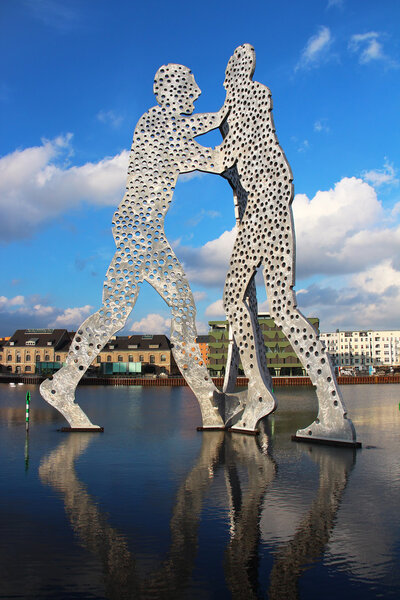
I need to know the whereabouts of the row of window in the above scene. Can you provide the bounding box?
[2,354,167,364]
[4,354,56,362]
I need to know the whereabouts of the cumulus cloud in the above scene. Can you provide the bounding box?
[49,305,93,327]
[293,177,388,278]
[174,176,399,288]
[174,227,236,287]
[296,26,333,71]
[205,299,225,317]
[362,159,398,187]
[0,135,129,242]
[130,313,171,335]
[349,32,397,67]
[298,260,400,331]
[172,174,400,331]
[0,295,95,334]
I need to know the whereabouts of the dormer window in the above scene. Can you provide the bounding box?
[26,338,38,346]
[47,341,53,346]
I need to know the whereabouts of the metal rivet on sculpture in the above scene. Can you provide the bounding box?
[40,44,358,446]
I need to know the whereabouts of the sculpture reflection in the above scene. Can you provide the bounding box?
[38,430,354,598]
[268,444,356,600]
[223,429,276,599]
[39,430,273,598]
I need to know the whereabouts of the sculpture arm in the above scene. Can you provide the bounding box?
[191,106,228,137]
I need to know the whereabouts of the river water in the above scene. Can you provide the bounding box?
[0,383,399,599]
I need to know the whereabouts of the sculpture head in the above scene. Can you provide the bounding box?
[224,44,255,91]
[154,64,201,114]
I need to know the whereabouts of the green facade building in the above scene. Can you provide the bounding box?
[208,313,320,377]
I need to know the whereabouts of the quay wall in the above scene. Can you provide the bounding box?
[2,375,400,386]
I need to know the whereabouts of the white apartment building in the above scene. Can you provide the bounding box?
[320,329,400,372]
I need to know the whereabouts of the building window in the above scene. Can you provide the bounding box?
[107,355,112,362]
[139,355,144,362]
[25,366,31,372]
[128,355,133,362]
[16,355,21,363]
[150,355,155,364]
[45,354,50,361]
[7,354,12,362]
[161,354,166,362]
[56,355,60,362]
[26,354,31,362]
[96,356,101,363]
[118,355,123,362]
[36,355,40,362]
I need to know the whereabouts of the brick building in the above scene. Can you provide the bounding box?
[0,329,179,376]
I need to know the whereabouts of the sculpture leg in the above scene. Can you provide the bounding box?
[147,252,225,429]
[223,256,276,432]
[222,324,240,394]
[40,272,139,428]
[265,279,356,444]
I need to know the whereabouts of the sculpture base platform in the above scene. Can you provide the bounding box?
[227,427,259,436]
[291,435,361,448]
[196,426,225,432]
[59,427,104,433]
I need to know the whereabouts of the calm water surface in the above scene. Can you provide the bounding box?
[0,383,399,599]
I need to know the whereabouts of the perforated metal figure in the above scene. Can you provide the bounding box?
[218,44,356,443]
[40,64,227,429]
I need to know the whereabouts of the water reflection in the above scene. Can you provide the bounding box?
[223,431,276,598]
[39,427,355,598]
[268,444,356,600]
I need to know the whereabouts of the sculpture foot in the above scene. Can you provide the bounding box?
[198,390,226,429]
[294,415,360,447]
[225,386,277,431]
[40,377,100,430]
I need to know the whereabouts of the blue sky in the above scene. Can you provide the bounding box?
[1,0,399,336]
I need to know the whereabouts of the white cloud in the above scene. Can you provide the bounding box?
[362,159,398,187]
[49,305,93,327]
[0,135,129,241]
[297,139,309,153]
[298,260,400,331]
[97,110,124,129]
[130,313,171,335]
[0,295,96,334]
[9,295,25,307]
[193,291,207,302]
[174,227,236,287]
[349,32,397,67]
[205,299,225,317]
[195,320,209,334]
[293,176,387,278]
[173,175,399,287]
[296,26,333,71]
[314,119,330,133]
[185,209,221,228]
